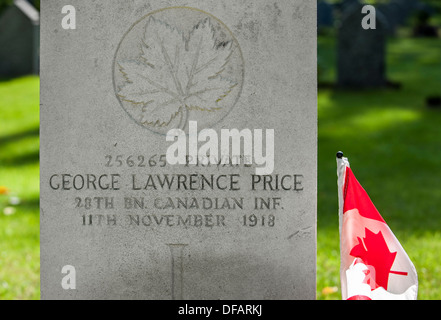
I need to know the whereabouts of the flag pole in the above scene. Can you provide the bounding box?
[336,151,349,222]
[336,151,349,299]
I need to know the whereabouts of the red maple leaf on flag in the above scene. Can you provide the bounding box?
[350,228,407,290]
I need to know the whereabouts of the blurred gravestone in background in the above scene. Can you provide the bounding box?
[378,0,419,36]
[389,1,411,25]
[378,3,400,36]
[0,0,39,77]
[340,0,360,12]
[376,0,439,38]
[337,3,388,88]
[318,0,334,30]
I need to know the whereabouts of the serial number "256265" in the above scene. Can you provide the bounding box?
[104,155,167,168]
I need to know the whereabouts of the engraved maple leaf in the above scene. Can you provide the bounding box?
[117,16,237,128]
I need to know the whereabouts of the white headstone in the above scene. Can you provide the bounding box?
[40,0,317,300]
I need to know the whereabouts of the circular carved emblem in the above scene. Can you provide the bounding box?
[113,7,244,135]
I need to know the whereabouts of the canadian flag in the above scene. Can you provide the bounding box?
[337,153,418,300]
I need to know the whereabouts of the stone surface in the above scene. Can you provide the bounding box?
[337,3,388,88]
[40,0,317,300]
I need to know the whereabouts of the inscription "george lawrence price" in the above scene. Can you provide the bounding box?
[48,173,304,191]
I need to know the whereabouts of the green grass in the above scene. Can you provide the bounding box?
[0,76,40,300]
[0,32,440,300]
[317,35,441,299]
